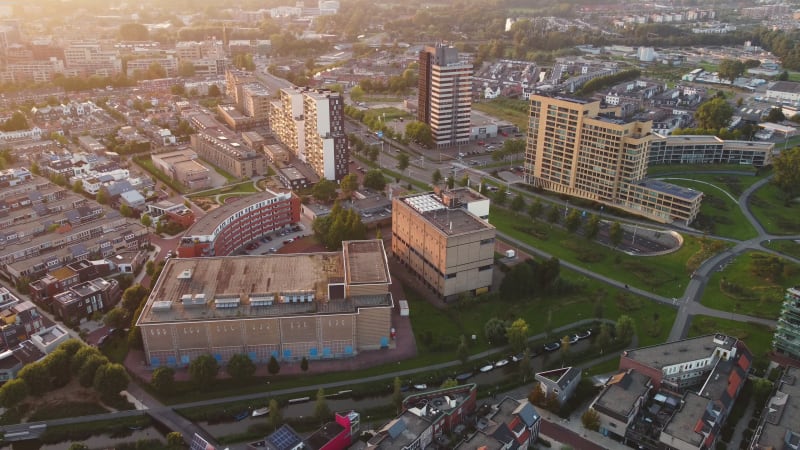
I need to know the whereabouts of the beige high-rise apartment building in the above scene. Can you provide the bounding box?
[418,45,473,148]
[392,191,495,300]
[524,94,702,224]
[271,87,348,181]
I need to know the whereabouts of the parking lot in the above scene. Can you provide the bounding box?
[235,223,308,256]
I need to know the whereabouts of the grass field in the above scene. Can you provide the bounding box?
[662,178,757,240]
[408,269,676,353]
[363,107,413,122]
[701,250,800,319]
[764,239,800,259]
[748,182,800,235]
[188,181,259,199]
[473,98,529,133]
[489,207,724,298]
[688,315,774,360]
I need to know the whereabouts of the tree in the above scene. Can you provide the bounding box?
[456,335,470,364]
[178,61,196,77]
[42,349,71,386]
[766,107,786,123]
[510,194,525,211]
[772,146,800,199]
[596,323,612,354]
[367,145,379,162]
[547,204,561,223]
[494,186,508,205]
[103,308,127,329]
[446,176,455,189]
[718,59,745,83]
[120,23,149,41]
[392,377,403,413]
[167,432,184,448]
[581,409,601,431]
[268,398,282,430]
[314,388,331,422]
[1,111,29,131]
[0,378,28,408]
[431,168,442,185]
[404,121,434,147]
[518,350,532,382]
[484,317,508,346]
[397,152,410,171]
[528,384,545,405]
[268,355,280,375]
[560,335,571,362]
[506,319,529,354]
[71,346,102,374]
[73,180,83,193]
[585,214,600,240]
[96,189,109,205]
[694,97,733,130]
[140,214,152,230]
[362,169,386,191]
[528,199,543,218]
[440,378,459,388]
[121,284,149,316]
[119,204,132,218]
[188,355,219,386]
[227,354,256,381]
[609,221,623,247]
[459,174,469,187]
[565,209,581,233]
[312,179,338,202]
[207,84,221,97]
[93,363,130,399]
[79,354,108,387]
[615,315,635,343]
[340,174,359,197]
[151,367,175,394]
[18,362,50,395]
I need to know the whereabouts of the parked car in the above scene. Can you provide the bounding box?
[569,334,580,345]
[479,364,494,373]
[494,359,510,368]
[543,342,561,352]
[576,329,592,340]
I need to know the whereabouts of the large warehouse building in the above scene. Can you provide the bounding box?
[136,240,394,368]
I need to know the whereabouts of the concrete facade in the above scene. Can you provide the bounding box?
[524,94,703,224]
[418,45,473,148]
[392,191,495,300]
[137,240,393,367]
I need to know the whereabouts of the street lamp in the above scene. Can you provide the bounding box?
[564,200,569,219]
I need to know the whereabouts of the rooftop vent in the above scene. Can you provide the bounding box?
[152,300,172,311]
[177,269,192,280]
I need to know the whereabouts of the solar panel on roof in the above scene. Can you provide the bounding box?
[267,425,303,450]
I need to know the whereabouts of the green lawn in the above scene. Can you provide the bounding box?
[188,181,259,199]
[489,207,723,298]
[363,107,413,122]
[362,96,405,103]
[701,250,800,319]
[688,315,774,359]
[662,178,757,240]
[764,239,800,259]
[473,99,529,133]
[408,269,676,353]
[748,182,800,235]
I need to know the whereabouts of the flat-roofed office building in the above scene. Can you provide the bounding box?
[392,191,495,300]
